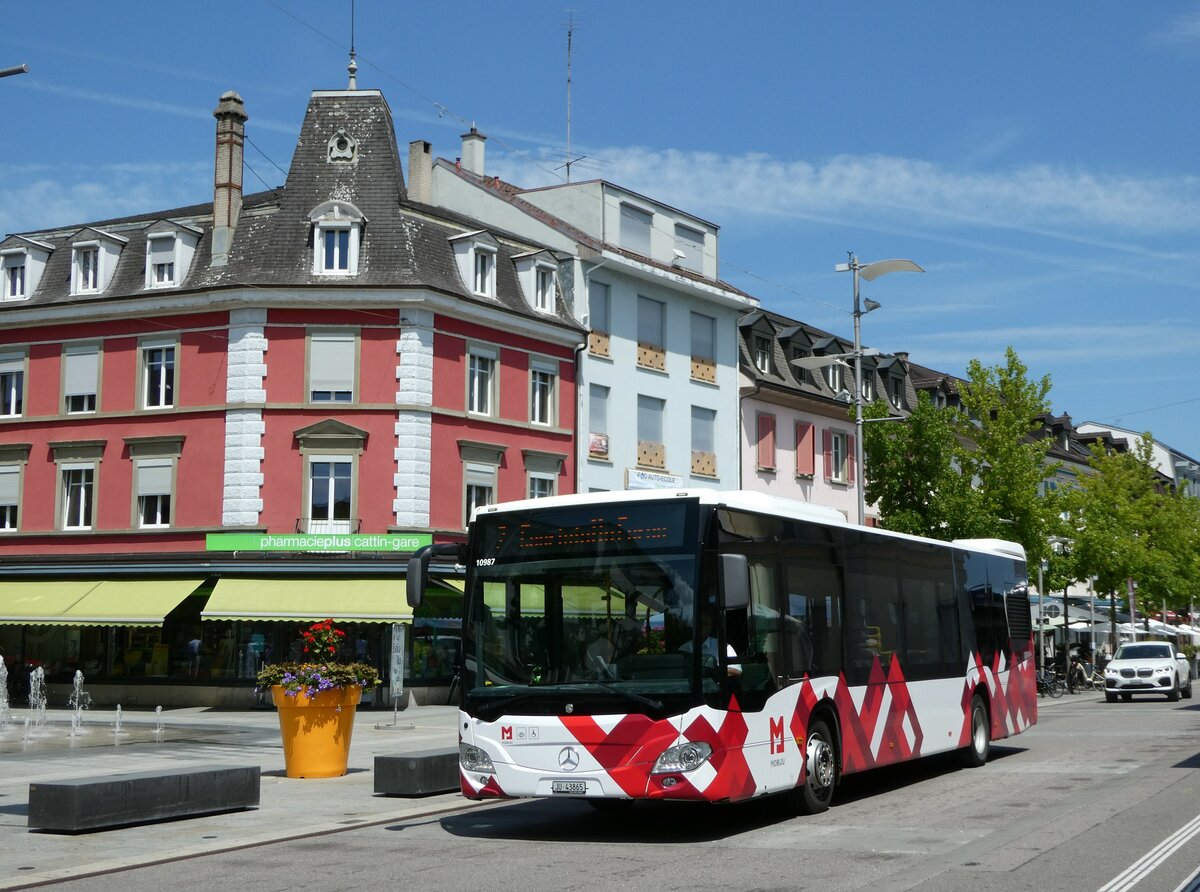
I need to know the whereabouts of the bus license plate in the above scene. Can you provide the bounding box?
[551,780,587,794]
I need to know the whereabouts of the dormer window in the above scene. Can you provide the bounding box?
[147,235,176,287]
[888,376,905,409]
[0,238,51,301]
[535,266,555,311]
[825,361,845,394]
[753,335,772,373]
[75,245,99,293]
[5,260,23,299]
[142,221,199,290]
[309,200,365,277]
[474,247,495,296]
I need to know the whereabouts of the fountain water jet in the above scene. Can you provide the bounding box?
[28,666,46,731]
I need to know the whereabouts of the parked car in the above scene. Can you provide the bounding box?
[1103,642,1193,703]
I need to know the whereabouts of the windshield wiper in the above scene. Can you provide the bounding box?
[589,680,663,711]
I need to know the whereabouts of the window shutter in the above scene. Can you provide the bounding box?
[136,458,172,496]
[822,429,833,479]
[795,422,815,476]
[757,414,776,470]
[464,461,495,488]
[310,332,355,393]
[64,345,99,396]
[0,465,17,504]
[589,384,608,434]
[148,237,174,267]
[620,204,652,255]
[847,435,856,483]
[0,352,22,375]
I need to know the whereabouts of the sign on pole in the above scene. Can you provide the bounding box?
[390,623,406,706]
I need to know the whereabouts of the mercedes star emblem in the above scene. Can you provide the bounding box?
[558,746,580,771]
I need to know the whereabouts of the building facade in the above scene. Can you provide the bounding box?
[0,87,582,707]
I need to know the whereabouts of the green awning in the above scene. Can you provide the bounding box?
[201,577,412,624]
[0,579,206,626]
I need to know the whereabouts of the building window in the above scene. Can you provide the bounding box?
[61,464,95,530]
[825,430,852,484]
[691,406,716,477]
[5,261,24,299]
[620,203,652,256]
[637,295,666,371]
[141,341,175,409]
[64,343,99,414]
[587,280,610,357]
[308,457,352,533]
[528,473,555,499]
[636,394,665,469]
[791,347,811,384]
[309,201,363,276]
[147,236,177,288]
[889,376,905,409]
[473,247,496,297]
[589,383,609,458]
[861,369,875,402]
[135,457,172,528]
[0,465,19,530]
[309,330,356,402]
[534,266,556,312]
[756,413,776,472]
[74,246,99,293]
[464,461,496,519]
[0,352,24,417]
[824,360,845,394]
[468,348,497,416]
[530,360,556,426]
[674,224,704,273]
[690,312,716,383]
[753,335,772,374]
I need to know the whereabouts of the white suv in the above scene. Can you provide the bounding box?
[1104,642,1193,703]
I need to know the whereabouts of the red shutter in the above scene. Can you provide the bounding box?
[847,435,857,483]
[822,429,832,480]
[757,414,776,470]
[795,422,815,476]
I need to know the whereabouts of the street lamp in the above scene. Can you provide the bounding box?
[0,64,28,79]
[792,254,923,525]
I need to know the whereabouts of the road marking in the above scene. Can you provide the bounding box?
[1098,811,1200,892]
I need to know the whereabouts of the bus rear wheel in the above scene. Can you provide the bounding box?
[960,695,990,768]
[795,717,837,815]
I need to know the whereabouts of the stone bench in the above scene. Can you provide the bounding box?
[374,747,459,796]
[28,764,260,832]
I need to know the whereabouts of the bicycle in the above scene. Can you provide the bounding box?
[1037,668,1065,698]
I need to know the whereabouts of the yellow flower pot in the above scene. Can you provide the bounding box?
[271,684,362,778]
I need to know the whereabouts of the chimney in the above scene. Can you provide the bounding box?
[460,126,486,176]
[211,91,248,267]
[408,140,432,204]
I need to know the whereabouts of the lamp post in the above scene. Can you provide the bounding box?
[838,254,923,525]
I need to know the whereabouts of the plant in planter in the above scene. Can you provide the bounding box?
[257,619,381,778]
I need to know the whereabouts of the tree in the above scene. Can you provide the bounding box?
[860,393,984,539]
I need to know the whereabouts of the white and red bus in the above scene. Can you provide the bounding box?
[407,489,1036,813]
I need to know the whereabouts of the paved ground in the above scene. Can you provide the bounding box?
[0,700,466,890]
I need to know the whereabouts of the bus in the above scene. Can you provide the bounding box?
[407,489,1036,813]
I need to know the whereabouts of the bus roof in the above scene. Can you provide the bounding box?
[471,490,1025,561]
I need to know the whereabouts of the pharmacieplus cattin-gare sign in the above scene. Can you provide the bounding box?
[205,533,433,553]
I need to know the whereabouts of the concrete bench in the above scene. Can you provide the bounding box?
[28,764,260,832]
[374,747,459,796]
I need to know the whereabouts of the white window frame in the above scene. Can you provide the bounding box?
[825,360,845,394]
[530,359,557,426]
[528,472,556,500]
[533,265,556,312]
[308,330,357,403]
[889,376,905,409]
[0,464,20,530]
[464,460,497,523]
[135,457,173,528]
[73,244,100,294]
[467,346,497,416]
[307,454,354,534]
[146,234,178,288]
[63,343,100,415]
[60,462,96,530]
[861,369,875,402]
[830,431,849,484]
[753,335,771,373]
[473,246,496,297]
[140,339,176,410]
[0,351,24,418]
[4,258,25,300]
[309,201,364,277]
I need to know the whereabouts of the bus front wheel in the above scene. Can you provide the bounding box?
[960,694,990,768]
[795,717,837,815]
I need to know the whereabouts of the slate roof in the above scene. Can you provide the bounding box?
[1,90,581,334]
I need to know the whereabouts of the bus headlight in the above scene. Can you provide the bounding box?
[460,743,495,773]
[652,741,713,774]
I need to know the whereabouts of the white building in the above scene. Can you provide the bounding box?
[410,132,757,494]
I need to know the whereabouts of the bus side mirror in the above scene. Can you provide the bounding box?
[719,553,750,611]
[406,543,465,608]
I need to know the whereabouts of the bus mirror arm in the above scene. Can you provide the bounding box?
[720,553,750,611]
[406,542,466,608]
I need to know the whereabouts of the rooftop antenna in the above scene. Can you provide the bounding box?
[565,11,575,182]
[347,0,358,89]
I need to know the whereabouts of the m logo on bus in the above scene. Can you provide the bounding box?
[769,716,786,755]
[501,726,512,741]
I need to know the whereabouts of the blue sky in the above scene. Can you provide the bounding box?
[3,2,1199,459]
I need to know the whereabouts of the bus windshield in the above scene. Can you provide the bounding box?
[462,498,705,717]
